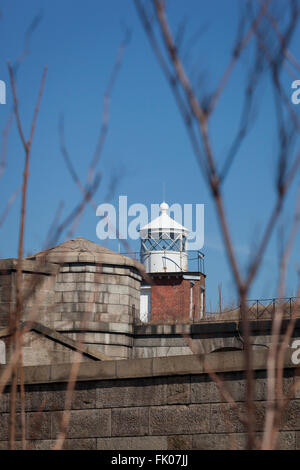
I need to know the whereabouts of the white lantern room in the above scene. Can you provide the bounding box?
[139,202,189,273]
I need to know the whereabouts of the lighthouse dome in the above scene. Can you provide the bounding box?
[139,202,189,238]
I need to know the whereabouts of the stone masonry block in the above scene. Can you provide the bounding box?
[108,293,120,305]
[76,282,97,292]
[23,438,97,450]
[55,282,76,292]
[167,376,190,404]
[97,436,166,450]
[281,399,300,430]
[62,291,79,302]
[111,407,149,437]
[106,304,129,315]
[97,377,167,409]
[101,266,114,274]
[119,295,130,305]
[95,303,107,313]
[107,285,130,295]
[210,403,246,433]
[191,375,245,404]
[69,265,86,272]
[78,292,95,302]
[59,266,70,272]
[96,313,131,324]
[150,404,210,435]
[52,409,111,439]
[26,412,52,440]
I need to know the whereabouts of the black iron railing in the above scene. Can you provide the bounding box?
[245,296,300,319]
[119,250,205,274]
[206,296,300,320]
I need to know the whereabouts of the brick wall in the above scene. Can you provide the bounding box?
[150,276,205,323]
[0,350,299,450]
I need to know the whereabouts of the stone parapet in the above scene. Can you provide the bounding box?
[0,349,296,386]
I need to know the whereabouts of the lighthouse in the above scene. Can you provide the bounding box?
[140,202,189,273]
[139,202,206,323]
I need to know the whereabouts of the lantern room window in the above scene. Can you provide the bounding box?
[141,232,185,252]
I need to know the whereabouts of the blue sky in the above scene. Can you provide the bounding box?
[1,0,300,310]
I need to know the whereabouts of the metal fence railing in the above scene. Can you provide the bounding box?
[119,250,205,274]
[205,297,300,320]
[245,297,300,320]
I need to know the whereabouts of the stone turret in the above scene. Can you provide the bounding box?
[0,237,144,360]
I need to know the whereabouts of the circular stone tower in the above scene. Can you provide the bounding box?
[27,237,144,359]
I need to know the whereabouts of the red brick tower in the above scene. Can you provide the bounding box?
[139,202,205,323]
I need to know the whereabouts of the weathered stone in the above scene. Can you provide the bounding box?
[108,285,130,295]
[50,361,116,382]
[281,399,300,430]
[111,407,149,436]
[21,364,51,384]
[134,337,187,347]
[70,265,86,272]
[24,438,97,450]
[54,292,63,303]
[106,322,132,334]
[101,344,129,358]
[116,357,152,379]
[0,413,23,441]
[210,403,248,434]
[0,392,9,413]
[107,293,120,305]
[153,355,204,377]
[254,374,293,401]
[119,295,130,305]
[192,433,246,450]
[26,411,52,439]
[77,292,94,302]
[106,304,129,315]
[114,268,129,276]
[150,404,210,435]
[275,431,296,450]
[97,377,167,408]
[295,431,300,449]
[52,409,111,438]
[97,436,167,450]
[55,282,76,292]
[59,266,70,272]
[167,376,190,404]
[24,383,97,412]
[59,312,94,322]
[62,438,97,450]
[167,435,193,450]
[101,266,114,274]
[191,373,255,404]
[76,282,97,292]
[62,291,79,302]
[96,313,131,324]
[155,346,192,357]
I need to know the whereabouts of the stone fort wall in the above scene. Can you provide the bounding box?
[0,350,299,450]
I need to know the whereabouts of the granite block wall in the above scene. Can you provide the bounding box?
[0,351,299,450]
[0,259,58,329]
